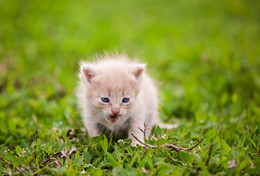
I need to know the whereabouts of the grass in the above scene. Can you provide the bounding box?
[0,0,259,175]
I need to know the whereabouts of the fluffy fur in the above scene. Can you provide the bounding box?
[76,54,174,146]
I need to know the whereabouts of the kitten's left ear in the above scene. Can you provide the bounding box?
[80,63,97,83]
[131,64,146,80]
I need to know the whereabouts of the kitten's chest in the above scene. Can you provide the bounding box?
[96,121,130,140]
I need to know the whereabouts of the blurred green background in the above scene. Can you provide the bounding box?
[0,0,259,174]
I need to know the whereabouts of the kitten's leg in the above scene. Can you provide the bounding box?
[128,118,145,147]
[158,123,178,130]
[83,116,101,138]
[146,111,177,131]
[148,110,178,130]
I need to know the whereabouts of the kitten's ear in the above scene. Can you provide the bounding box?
[131,64,146,80]
[80,64,97,83]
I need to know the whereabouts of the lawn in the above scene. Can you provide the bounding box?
[0,0,259,175]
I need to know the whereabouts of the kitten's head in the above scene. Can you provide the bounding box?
[79,61,145,124]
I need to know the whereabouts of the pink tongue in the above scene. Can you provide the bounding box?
[109,116,118,123]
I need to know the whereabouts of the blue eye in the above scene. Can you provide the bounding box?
[122,97,130,103]
[101,97,109,103]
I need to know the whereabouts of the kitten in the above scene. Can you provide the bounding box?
[76,54,175,146]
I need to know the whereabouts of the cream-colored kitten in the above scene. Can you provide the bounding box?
[76,54,174,146]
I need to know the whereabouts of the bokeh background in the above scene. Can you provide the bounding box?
[0,0,259,174]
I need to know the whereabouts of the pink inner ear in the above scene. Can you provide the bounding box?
[83,67,95,82]
[134,67,144,79]
[132,65,145,80]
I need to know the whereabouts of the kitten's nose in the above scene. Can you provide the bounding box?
[111,108,120,115]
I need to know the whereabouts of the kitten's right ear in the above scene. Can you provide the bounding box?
[131,64,146,81]
[80,64,96,83]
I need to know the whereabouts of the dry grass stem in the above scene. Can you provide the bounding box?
[131,132,204,153]
[34,127,38,160]
[206,144,213,166]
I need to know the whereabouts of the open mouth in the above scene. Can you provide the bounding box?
[108,115,119,123]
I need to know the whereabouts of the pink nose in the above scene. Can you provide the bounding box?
[111,109,120,115]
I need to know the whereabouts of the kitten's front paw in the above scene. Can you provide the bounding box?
[129,131,145,147]
[131,139,145,147]
[131,140,139,147]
